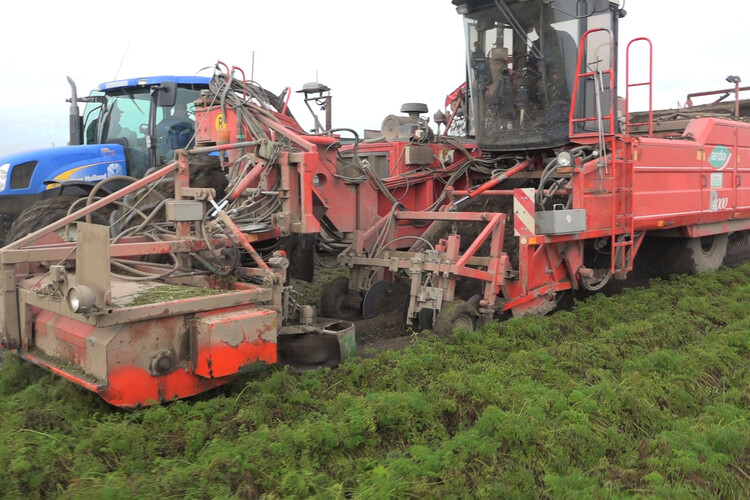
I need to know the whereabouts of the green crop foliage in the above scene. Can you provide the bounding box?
[1,264,749,498]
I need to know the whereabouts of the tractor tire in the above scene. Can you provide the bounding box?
[320,277,362,321]
[434,300,479,338]
[8,196,111,243]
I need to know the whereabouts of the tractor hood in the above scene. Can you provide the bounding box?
[0,144,127,196]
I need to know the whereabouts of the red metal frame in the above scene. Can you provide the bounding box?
[684,86,750,111]
[569,28,617,139]
[625,37,654,137]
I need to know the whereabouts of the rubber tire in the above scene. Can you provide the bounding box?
[320,277,361,321]
[417,308,436,330]
[8,195,111,243]
[434,300,478,338]
[660,234,729,276]
[684,234,728,274]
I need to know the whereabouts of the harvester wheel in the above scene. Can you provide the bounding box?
[639,234,728,277]
[418,307,436,330]
[320,277,362,321]
[401,298,435,330]
[683,234,728,274]
[434,300,478,338]
[8,195,111,243]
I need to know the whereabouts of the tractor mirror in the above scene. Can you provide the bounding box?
[157,81,178,108]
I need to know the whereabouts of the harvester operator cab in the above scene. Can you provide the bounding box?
[453,0,622,151]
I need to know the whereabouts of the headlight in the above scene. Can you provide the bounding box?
[0,163,9,191]
[66,285,97,314]
[556,151,573,168]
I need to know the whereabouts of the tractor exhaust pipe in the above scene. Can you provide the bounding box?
[66,76,83,146]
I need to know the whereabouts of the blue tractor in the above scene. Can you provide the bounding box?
[0,75,211,244]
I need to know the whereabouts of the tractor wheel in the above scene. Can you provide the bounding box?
[320,277,362,321]
[555,290,575,311]
[434,300,479,338]
[8,196,111,243]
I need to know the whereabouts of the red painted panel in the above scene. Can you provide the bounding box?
[192,306,278,378]
[737,126,750,211]
[33,310,96,368]
[632,139,703,223]
[99,366,232,408]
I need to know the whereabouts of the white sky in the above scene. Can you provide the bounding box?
[0,0,747,155]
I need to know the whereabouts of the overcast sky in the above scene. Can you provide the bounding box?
[0,1,747,155]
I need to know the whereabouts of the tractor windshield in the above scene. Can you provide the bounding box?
[461,0,616,151]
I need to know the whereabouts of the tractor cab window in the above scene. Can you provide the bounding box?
[155,89,198,165]
[101,91,150,147]
[461,0,616,151]
[99,89,151,177]
[83,91,104,145]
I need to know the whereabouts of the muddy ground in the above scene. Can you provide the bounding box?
[295,239,750,356]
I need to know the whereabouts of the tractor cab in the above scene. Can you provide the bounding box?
[453,0,622,151]
[76,76,210,176]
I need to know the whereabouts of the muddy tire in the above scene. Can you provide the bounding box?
[434,300,478,337]
[662,234,728,275]
[8,196,111,243]
[685,234,728,274]
[320,277,361,321]
[638,234,728,277]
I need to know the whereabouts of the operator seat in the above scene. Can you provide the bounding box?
[166,122,195,150]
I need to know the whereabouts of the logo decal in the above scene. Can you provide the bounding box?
[708,146,732,169]
[107,163,125,176]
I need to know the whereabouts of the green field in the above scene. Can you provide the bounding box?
[1,265,749,498]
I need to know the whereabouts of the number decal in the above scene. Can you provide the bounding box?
[709,190,729,211]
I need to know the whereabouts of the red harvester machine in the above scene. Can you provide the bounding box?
[328,0,750,334]
[2,0,750,407]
